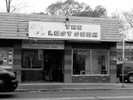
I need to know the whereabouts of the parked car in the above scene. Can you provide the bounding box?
[0,67,18,92]
[117,61,133,83]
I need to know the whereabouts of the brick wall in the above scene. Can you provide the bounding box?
[110,43,117,83]
[64,46,72,83]
[72,76,110,83]
[13,40,22,83]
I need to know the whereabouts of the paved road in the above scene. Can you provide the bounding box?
[1,89,133,100]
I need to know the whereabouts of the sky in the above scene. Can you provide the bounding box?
[0,0,133,15]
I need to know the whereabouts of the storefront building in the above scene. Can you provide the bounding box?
[0,13,120,83]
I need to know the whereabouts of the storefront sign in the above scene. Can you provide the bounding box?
[22,40,64,49]
[29,22,101,40]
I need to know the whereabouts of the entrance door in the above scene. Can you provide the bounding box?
[22,49,64,82]
[43,50,64,82]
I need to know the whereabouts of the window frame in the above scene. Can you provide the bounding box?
[22,49,43,70]
[72,49,110,76]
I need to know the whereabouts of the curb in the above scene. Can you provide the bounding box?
[16,87,133,92]
[15,83,133,92]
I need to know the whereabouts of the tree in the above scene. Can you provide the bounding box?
[123,11,133,29]
[92,5,107,17]
[111,12,125,33]
[121,11,133,40]
[72,5,93,17]
[112,11,133,33]
[5,0,27,13]
[46,0,107,17]
[111,11,133,40]
[46,0,84,16]
[73,5,107,17]
[5,0,12,12]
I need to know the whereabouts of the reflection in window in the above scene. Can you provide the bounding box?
[22,50,43,69]
[73,50,88,74]
[92,50,108,74]
[73,49,109,75]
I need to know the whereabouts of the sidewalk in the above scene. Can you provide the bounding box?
[16,83,133,92]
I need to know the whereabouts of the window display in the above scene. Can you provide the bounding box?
[22,50,43,69]
[0,48,13,69]
[73,49,109,75]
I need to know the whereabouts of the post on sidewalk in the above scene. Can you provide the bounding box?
[122,34,125,87]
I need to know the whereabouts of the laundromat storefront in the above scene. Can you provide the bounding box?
[0,13,120,83]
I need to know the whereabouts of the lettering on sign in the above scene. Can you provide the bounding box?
[29,22,101,40]
[22,40,64,49]
[48,30,98,38]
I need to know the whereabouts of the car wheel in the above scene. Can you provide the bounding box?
[128,74,133,83]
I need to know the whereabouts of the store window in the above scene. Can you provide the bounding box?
[22,50,43,69]
[0,48,13,69]
[73,49,109,75]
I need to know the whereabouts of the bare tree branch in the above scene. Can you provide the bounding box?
[123,12,133,28]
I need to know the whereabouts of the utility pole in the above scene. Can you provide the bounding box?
[122,33,126,87]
